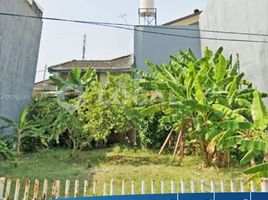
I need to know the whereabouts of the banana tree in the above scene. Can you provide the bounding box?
[50,68,97,97]
[134,47,266,166]
[0,107,45,155]
[228,90,268,178]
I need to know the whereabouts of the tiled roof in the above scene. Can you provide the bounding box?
[162,10,202,26]
[48,55,133,73]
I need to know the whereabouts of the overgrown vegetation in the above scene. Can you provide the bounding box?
[1,48,268,179]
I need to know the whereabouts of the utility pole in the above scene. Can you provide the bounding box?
[82,34,87,60]
[43,65,47,80]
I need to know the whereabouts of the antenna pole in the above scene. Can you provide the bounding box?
[82,34,86,60]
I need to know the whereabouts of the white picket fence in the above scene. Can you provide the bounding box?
[0,177,268,200]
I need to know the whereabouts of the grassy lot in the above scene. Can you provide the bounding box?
[0,146,251,195]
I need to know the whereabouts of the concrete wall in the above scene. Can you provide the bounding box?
[199,0,268,96]
[0,0,43,132]
[134,25,201,73]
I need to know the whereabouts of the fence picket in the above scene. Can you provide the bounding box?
[74,180,79,197]
[93,180,97,196]
[240,179,245,192]
[160,181,165,194]
[121,180,125,195]
[14,179,21,200]
[55,180,61,198]
[110,180,115,196]
[23,179,31,200]
[170,181,175,193]
[0,177,5,200]
[32,179,39,200]
[51,180,56,199]
[83,180,89,197]
[190,180,195,193]
[150,180,154,194]
[180,180,185,193]
[230,180,235,192]
[41,179,48,200]
[64,180,70,198]
[131,180,135,195]
[250,181,256,192]
[210,180,215,193]
[141,180,145,194]
[4,178,12,200]
[220,181,225,192]
[200,180,205,193]
[103,182,107,196]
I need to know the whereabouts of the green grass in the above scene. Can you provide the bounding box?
[0,146,253,196]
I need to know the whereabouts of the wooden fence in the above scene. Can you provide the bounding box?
[0,177,268,200]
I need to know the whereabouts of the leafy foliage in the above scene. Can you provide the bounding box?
[134,47,268,169]
[78,74,144,145]
[0,107,45,155]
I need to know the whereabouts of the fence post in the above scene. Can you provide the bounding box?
[74,180,79,198]
[161,181,165,194]
[220,181,225,192]
[190,180,195,193]
[180,180,185,193]
[240,179,245,192]
[131,180,135,195]
[0,177,5,200]
[14,179,21,200]
[41,179,48,200]
[121,180,125,195]
[110,180,115,196]
[23,179,31,200]
[150,180,155,194]
[55,180,61,198]
[32,179,39,200]
[103,182,107,196]
[260,178,268,192]
[141,180,145,194]
[250,181,255,192]
[170,180,175,193]
[51,180,57,199]
[93,180,97,196]
[5,178,12,200]
[200,180,205,193]
[230,180,235,192]
[64,180,70,198]
[83,180,89,197]
[210,180,215,193]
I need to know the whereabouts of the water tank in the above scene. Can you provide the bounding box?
[139,0,155,17]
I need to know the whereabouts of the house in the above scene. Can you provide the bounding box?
[199,0,268,104]
[47,54,132,83]
[0,0,43,133]
[163,9,201,26]
[134,10,202,73]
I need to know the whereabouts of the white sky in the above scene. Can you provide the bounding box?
[35,0,207,82]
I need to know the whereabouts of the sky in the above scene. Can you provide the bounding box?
[35,0,207,82]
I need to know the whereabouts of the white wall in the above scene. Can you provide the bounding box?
[200,0,268,95]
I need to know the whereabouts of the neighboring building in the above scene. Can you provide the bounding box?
[0,0,43,132]
[47,55,132,83]
[134,10,202,73]
[199,0,268,103]
[163,9,201,26]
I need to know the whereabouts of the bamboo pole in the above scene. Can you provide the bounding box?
[158,127,174,156]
